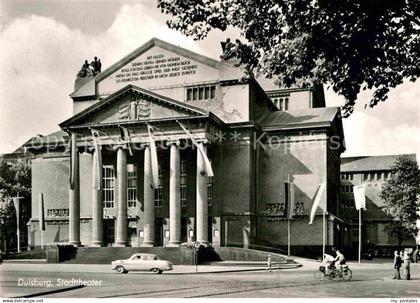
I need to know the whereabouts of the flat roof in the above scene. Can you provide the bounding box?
[341,154,417,172]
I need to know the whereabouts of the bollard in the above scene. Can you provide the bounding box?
[403,251,411,280]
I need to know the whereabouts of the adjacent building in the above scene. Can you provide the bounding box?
[339,154,417,257]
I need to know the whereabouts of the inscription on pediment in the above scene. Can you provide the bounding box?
[118,96,151,121]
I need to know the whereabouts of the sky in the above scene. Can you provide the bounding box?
[0,0,419,160]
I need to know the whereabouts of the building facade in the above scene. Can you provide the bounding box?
[24,38,345,254]
[339,154,417,257]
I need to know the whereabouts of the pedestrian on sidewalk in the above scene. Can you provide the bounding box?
[393,250,402,279]
[403,250,411,280]
[266,254,272,272]
[413,248,418,263]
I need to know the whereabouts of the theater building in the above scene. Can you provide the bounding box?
[25,38,345,252]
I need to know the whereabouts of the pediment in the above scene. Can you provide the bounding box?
[61,85,207,128]
[71,38,221,98]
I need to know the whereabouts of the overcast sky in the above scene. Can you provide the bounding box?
[1,0,419,160]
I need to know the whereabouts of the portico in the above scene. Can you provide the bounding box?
[62,85,222,247]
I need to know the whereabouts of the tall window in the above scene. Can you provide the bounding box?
[154,164,163,207]
[207,176,213,206]
[180,160,187,207]
[127,164,137,207]
[272,97,289,111]
[186,85,216,101]
[103,165,115,208]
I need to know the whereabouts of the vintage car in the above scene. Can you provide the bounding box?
[111,253,173,274]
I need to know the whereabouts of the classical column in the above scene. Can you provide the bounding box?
[196,142,208,245]
[69,133,81,246]
[168,142,181,246]
[91,150,103,247]
[115,146,128,247]
[143,145,155,246]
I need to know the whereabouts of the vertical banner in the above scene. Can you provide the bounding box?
[91,129,102,190]
[12,197,20,220]
[353,184,367,210]
[120,126,133,156]
[38,192,45,231]
[13,196,21,252]
[69,133,77,190]
[147,124,160,189]
[177,121,214,177]
[309,182,327,224]
[286,181,295,219]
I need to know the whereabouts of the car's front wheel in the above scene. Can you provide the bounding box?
[151,268,162,274]
[115,265,126,274]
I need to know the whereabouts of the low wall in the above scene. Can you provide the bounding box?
[214,247,290,263]
[59,246,294,264]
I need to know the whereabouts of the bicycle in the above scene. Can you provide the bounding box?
[314,264,352,281]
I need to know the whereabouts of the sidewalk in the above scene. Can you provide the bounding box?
[0,262,301,275]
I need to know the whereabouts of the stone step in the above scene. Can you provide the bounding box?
[3,259,47,264]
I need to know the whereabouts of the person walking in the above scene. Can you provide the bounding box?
[393,250,402,279]
[265,254,272,272]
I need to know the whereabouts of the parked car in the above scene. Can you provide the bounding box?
[111,253,173,274]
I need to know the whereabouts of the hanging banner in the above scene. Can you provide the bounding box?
[353,184,366,210]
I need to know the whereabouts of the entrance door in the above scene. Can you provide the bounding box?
[208,216,213,244]
[155,218,164,246]
[181,217,188,243]
[103,219,115,246]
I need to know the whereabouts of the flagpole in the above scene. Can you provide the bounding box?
[287,174,291,257]
[322,210,326,259]
[358,208,361,263]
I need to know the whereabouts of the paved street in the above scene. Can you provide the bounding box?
[1,261,419,298]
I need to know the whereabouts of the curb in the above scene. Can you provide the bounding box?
[10,284,85,298]
[165,263,302,275]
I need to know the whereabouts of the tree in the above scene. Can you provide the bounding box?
[157,0,420,116]
[380,155,420,248]
[0,160,31,252]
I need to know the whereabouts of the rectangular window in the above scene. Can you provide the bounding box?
[279,98,283,111]
[210,86,216,98]
[363,173,369,181]
[103,165,115,208]
[186,85,216,101]
[284,97,289,111]
[180,160,187,207]
[154,164,163,208]
[207,176,213,206]
[349,173,353,180]
[369,173,375,181]
[193,88,198,100]
[384,172,389,180]
[187,88,193,101]
[127,164,137,207]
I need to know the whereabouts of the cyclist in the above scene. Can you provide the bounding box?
[334,249,346,272]
[322,253,335,276]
